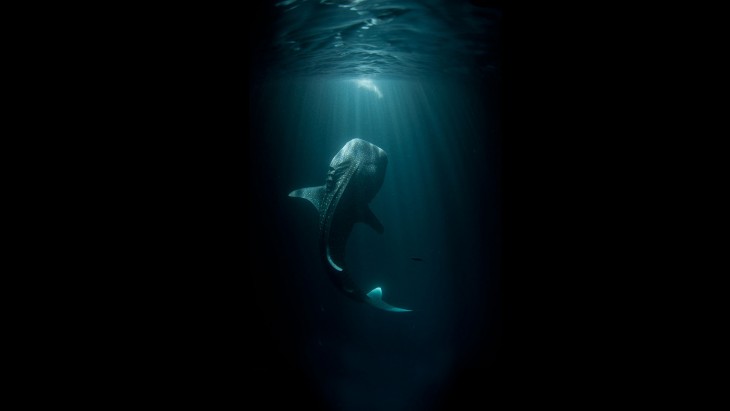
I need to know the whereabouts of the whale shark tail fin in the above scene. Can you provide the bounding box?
[289,186,326,212]
[366,287,412,312]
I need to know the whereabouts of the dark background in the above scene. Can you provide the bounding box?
[112,2,625,408]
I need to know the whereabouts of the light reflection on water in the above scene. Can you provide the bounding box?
[265,0,501,79]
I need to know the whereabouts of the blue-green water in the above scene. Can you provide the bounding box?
[248,1,502,410]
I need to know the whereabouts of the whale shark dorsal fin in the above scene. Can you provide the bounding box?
[366,287,411,312]
[289,186,326,212]
[359,206,384,234]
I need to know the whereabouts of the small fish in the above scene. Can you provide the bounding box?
[410,257,424,262]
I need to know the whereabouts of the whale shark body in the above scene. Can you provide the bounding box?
[289,139,411,312]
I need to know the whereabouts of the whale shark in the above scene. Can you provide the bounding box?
[289,138,411,312]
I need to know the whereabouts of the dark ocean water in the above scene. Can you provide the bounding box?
[87,2,647,407]
[247,1,503,410]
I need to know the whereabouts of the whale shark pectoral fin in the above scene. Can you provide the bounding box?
[359,206,384,234]
[366,287,411,312]
[289,186,326,212]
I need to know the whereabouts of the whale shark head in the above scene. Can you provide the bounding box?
[328,138,387,204]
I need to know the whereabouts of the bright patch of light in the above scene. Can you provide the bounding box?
[356,79,383,98]
[367,287,383,298]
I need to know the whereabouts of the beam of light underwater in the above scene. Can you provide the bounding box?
[356,79,383,99]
